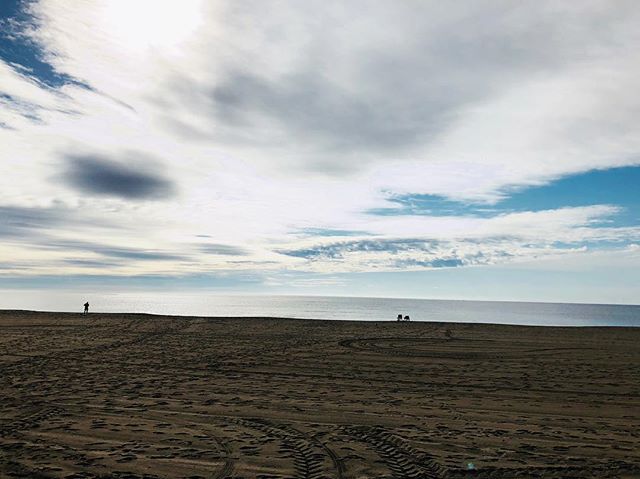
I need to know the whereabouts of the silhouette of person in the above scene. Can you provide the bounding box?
[404,315,410,321]
[84,301,89,315]
[397,314,403,321]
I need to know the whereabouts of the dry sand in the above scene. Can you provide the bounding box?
[1,310,639,478]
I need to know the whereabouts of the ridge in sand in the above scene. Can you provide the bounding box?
[1,310,639,478]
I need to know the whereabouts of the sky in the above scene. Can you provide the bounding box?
[1,0,639,304]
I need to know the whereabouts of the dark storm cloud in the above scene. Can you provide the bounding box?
[62,154,175,200]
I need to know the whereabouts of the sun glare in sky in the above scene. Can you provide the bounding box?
[101,0,204,52]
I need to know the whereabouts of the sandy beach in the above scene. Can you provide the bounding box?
[1,310,639,478]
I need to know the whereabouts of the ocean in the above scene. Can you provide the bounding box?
[1,291,639,327]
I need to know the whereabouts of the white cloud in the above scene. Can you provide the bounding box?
[273,205,640,273]
[0,0,639,282]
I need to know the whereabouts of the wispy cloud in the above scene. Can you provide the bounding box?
[277,206,640,272]
[197,243,249,256]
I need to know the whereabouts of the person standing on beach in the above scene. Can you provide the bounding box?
[84,301,89,315]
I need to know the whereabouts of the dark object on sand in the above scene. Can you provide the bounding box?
[445,328,453,339]
[404,315,410,321]
[397,314,403,321]
[83,302,89,315]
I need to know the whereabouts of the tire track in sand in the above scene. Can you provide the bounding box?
[235,418,344,479]
[344,425,444,479]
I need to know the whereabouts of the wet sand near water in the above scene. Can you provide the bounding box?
[1,310,639,478]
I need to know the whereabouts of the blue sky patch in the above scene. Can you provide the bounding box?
[0,0,83,88]
[370,166,640,228]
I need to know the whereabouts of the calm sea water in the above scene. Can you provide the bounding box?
[1,291,639,327]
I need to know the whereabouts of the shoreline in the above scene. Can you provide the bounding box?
[1,308,639,329]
